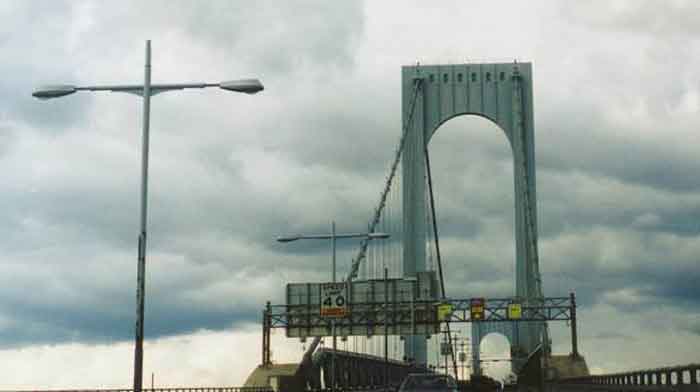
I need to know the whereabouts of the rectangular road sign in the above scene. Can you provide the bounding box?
[285,272,439,338]
[508,303,522,319]
[470,298,485,320]
[440,342,451,356]
[437,303,454,321]
[320,283,347,317]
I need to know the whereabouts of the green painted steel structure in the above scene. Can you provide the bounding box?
[400,62,545,372]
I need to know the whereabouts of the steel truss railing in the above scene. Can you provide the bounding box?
[0,388,272,392]
[556,363,700,391]
[448,296,571,323]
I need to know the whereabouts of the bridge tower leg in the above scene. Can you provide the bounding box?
[402,75,429,366]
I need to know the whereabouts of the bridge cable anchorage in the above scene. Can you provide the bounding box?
[512,66,550,357]
[425,145,460,378]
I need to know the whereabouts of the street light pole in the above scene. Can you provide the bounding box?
[33,40,264,392]
[330,221,336,392]
[134,39,152,392]
[331,221,336,282]
[277,227,390,391]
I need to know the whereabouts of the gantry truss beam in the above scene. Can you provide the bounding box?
[265,295,573,334]
[260,293,581,370]
[448,297,571,323]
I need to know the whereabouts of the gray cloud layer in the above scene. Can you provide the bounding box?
[0,1,698,374]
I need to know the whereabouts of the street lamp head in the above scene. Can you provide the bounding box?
[219,79,264,94]
[277,235,300,243]
[32,85,78,99]
[368,232,391,239]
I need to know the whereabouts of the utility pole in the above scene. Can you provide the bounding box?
[440,328,460,378]
[33,42,264,392]
[570,291,579,358]
[456,336,470,381]
[331,221,336,392]
[384,267,389,389]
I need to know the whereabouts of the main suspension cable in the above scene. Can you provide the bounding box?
[300,76,424,371]
[346,77,424,281]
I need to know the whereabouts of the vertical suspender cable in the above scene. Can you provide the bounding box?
[300,77,423,379]
[347,78,423,281]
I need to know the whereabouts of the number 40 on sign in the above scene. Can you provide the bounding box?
[320,283,348,317]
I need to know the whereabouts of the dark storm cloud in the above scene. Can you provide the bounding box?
[538,120,700,194]
[680,319,700,336]
[0,0,368,347]
[537,172,700,239]
[0,1,93,130]
[3,71,93,131]
[72,0,365,82]
[276,109,398,176]
[1,1,698,362]
[0,280,261,347]
[420,82,700,339]
[579,265,700,313]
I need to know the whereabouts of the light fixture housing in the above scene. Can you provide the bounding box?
[219,79,264,94]
[32,85,78,99]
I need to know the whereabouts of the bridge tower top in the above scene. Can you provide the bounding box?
[401,62,534,145]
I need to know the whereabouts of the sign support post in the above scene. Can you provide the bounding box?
[570,291,579,358]
[384,267,389,388]
[331,221,336,392]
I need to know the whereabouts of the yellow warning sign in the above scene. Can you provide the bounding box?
[508,303,522,319]
[437,303,454,321]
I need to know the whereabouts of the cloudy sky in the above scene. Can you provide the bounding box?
[1,0,699,388]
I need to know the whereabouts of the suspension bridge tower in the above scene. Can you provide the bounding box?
[401,62,545,372]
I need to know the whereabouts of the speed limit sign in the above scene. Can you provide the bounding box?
[320,283,348,317]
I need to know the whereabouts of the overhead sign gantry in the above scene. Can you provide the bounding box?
[261,276,580,368]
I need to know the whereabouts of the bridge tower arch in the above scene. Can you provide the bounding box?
[401,62,544,371]
[471,324,515,376]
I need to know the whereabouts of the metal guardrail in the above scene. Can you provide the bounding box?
[556,363,700,391]
[306,389,394,392]
[0,387,393,392]
[0,388,273,392]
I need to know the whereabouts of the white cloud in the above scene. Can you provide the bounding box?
[0,0,698,386]
[0,325,308,389]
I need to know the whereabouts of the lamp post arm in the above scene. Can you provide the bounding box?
[77,82,220,96]
[278,232,388,242]
[288,228,390,383]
